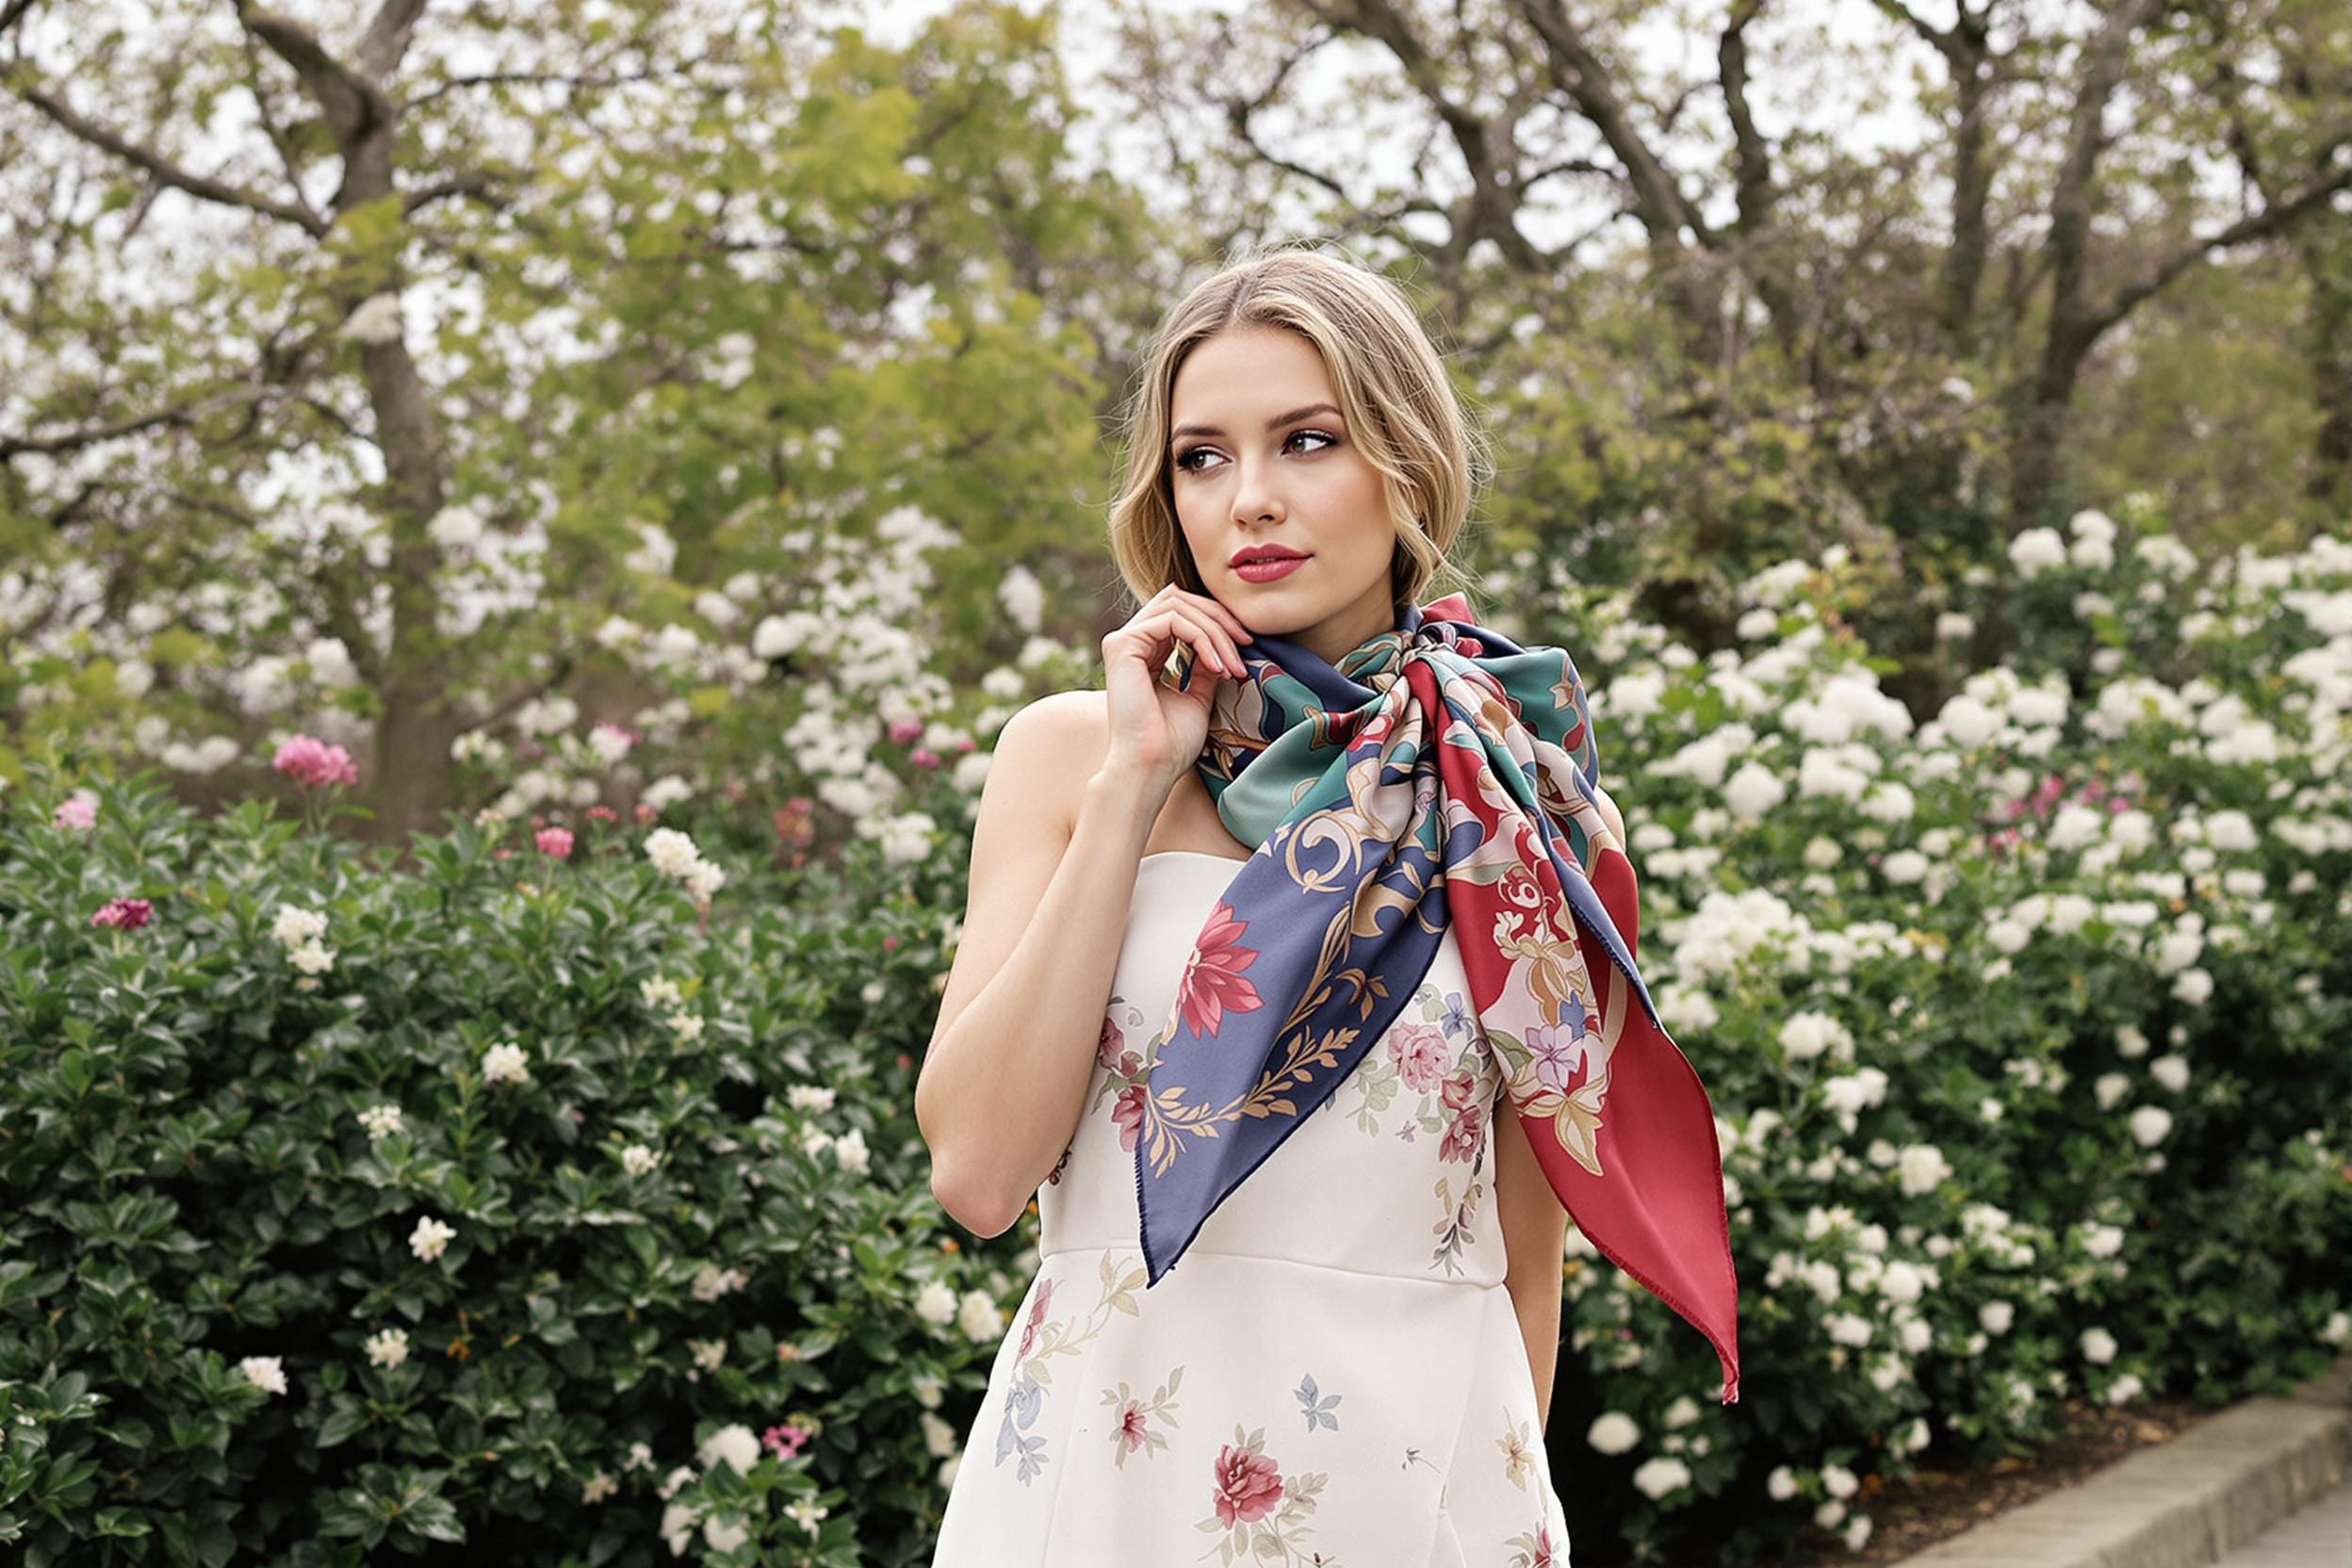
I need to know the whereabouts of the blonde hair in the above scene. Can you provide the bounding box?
[1106,240,1490,618]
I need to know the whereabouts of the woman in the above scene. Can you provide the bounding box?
[917,243,1738,1567]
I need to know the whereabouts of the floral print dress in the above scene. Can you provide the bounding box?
[929,851,1572,1567]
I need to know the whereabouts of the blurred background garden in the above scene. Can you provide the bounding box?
[3,0,2348,1563]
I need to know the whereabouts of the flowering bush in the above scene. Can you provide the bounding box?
[1506,506,2352,1560]
[6,501,2348,1567]
[0,790,1032,1566]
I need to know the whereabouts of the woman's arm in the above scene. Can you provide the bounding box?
[915,694,1166,1235]
[1494,1095,1571,1430]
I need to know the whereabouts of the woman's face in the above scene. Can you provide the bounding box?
[1166,324,1399,664]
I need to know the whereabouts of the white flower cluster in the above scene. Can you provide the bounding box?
[271,903,336,977]
[642,827,727,905]
[482,1041,531,1086]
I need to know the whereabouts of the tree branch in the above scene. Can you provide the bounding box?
[0,385,280,461]
[8,76,330,236]
[237,4,393,146]
[2089,132,2352,338]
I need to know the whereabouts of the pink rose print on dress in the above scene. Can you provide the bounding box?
[1016,1278,1054,1361]
[1096,1017,1139,1077]
[1441,1102,1486,1165]
[1111,1084,1145,1152]
[1171,902,1264,1041]
[1385,1020,1451,1093]
[1209,1441,1283,1527]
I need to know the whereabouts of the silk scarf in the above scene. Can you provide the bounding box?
[1134,591,1740,1405]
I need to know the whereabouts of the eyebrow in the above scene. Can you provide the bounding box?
[1168,402,1341,445]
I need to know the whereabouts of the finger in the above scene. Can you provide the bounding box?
[1152,609,1235,683]
[1182,588,1256,649]
[1121,609,1197,683]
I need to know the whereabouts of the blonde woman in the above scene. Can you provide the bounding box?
[919,242,1738,1567]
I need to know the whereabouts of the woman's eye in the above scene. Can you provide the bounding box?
[1173,429,1336,474]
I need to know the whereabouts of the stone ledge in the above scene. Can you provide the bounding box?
[1890,1351,2352,1568]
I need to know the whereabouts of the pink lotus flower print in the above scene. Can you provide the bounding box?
[1209,1442,1283,1527]
[1171,902,1264,1041]
[1386,1021,1451,1093]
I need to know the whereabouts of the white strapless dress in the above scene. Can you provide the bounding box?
[928,851,1572,1567]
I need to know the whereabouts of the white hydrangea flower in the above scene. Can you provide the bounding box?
[832,1127,872,1175]
[2148,1055,2190,1092]
[2105,1372,2146,1405]
[239,1356,288,1395]
[1897,1144,1951,1196]
[358,1104,404,1141]
[643,827,705,878]
[914,1280,959,1327]
[1586,1411,1641,1454]
[1821,1462,1858,1499]
[272,905,329,948]
[2081,1327,2118,1364]
[697,1423,761,1476]
[363,1327,410,1369]
[1632,1455,1692,1499]
[1766,1464,1796,1499]
[957,1289,1004,1343]
[787,1084,839,1113]
[482,1042,531,1085]
[2008,527,2066,579]
[2130,1105,2174,1147]
[1979,1300,2015,1334]
[620,1144,660,1176]
[409,1215,456,1262]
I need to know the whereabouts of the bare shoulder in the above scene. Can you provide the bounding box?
[992,688,1110,834]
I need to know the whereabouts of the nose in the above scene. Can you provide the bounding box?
[1228,453,1285,525]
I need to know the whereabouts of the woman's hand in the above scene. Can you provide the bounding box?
[1099,584,1255,795]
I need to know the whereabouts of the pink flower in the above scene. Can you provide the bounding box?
[1386,1022,1450,1093]
[1210,1443,1283,1527]
[632,803,657,825]
[760,1422,810,1460]
[585,805,618,823]
[1441,1102,1486,1165]
[888,717,923,744]
[909,747,940,769]
[91,897,153,930]
[54,791,99,829]
[1171,904,1264,1042]
[1112,1085,1146,1152]
[272,735,359,789]
[1113,1401,1149,1453]
[1017,1278,1055,1360]
[535,826,575,859]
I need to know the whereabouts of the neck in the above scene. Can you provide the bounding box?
[1289,582,1404,664]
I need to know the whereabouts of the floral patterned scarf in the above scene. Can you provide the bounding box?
[1135,591,1741,1405]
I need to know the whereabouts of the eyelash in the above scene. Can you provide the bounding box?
[1172,428,1337,474]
